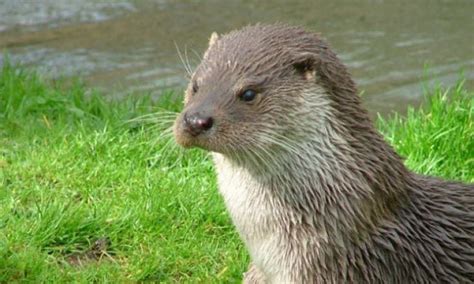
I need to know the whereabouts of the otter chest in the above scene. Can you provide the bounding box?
[212,154,292,277]
[214,160,276,238]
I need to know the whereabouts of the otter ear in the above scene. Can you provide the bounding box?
[209,32,220,47]
[292,52,317,81]
[203,32,220,59]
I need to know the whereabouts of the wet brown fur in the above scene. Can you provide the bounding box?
[173,24,474,283]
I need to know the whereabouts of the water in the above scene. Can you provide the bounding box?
[1,0,473,115]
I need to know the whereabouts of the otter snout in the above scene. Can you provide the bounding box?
[183,112,214,136]
[173,108,216,149]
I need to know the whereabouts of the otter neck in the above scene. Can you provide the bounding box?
[217,92,411,239]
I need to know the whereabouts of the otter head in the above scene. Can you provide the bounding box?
[174,24,358,162]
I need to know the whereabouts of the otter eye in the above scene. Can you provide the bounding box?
[240,89,257,102]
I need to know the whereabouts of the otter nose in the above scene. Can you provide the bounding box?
[184,112,214,136]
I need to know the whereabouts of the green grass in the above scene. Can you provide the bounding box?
[0,64,247,283]
[378,81,474,181]
[0,63,472,282]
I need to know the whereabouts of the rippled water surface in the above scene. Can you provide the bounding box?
[1,0,473,114]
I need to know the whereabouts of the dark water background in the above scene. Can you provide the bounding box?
[1,0,473,115]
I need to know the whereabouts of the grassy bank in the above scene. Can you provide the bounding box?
[1,64,473,282]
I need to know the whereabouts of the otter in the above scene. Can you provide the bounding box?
[173,24,474,283]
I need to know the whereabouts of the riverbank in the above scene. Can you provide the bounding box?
[0,64,472,282]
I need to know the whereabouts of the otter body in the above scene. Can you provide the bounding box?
[173,24,474,283]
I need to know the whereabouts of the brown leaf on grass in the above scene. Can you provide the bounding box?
[66,237,113,266]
